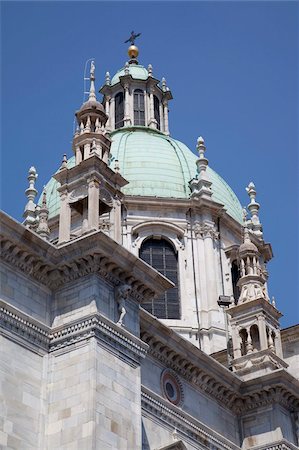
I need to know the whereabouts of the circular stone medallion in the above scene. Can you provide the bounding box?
[160,369,183,406]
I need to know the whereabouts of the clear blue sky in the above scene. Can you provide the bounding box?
[1,2,298,327]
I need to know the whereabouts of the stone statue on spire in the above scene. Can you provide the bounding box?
[90,60,95,79]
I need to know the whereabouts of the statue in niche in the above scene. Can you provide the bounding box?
[116,284,131,326]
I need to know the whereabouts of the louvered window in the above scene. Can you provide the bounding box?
[140,238,180,319]
[115,92,124,129]
[134,89,145,126]
[154,95,160,130]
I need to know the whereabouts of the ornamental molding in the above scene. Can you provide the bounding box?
[0,212,171,301]
[141,386,241,450]
[0,301,148,365]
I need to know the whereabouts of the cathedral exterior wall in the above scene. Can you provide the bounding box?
[241,404,296,448]
[0,336,46,449]
[141,356,239,445]
[0,261,51,325]
[282,326,299,379]
[46,339,142,449]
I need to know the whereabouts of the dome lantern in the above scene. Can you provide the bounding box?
[99,35,173,134]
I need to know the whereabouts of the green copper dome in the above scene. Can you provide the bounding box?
[43,127,243,223]
[111,65,148,86]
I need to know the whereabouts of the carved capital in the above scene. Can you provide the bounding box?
[193,222,219,240]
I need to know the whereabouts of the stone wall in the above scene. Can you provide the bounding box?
[0,261,51,325]
[141,356,240,446]
[0,336,46,449]
[45,338,142,449]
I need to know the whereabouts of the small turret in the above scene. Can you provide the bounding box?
[189,136,213,199]
[73,61,110,166]
[227,209,285,378]
[36,188,50,240]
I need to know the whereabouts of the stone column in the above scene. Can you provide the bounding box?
[203,223,218,309]
[258,314,268,350]
[58,190,71,244]
[110,96,115,130]
[231,325,242,359]
[84,143,90,160]
[88,179,99,231]
[105,96,111,131]
[163,100,169,135]
[159,102,164,131]
[112,196,122,243]
[75,146,82,165]
[148,87,156,129]
[124,84,131,126]
[274,329,283,358]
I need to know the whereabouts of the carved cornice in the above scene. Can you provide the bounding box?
[0,211,172,301]
[0,301,148,365]
[141,387,241,450]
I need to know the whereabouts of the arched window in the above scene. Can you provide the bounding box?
[231,260,240,304]
[154,95,160,130]
[239,329,248,356]
[134,89,145,126]
[250,325,260,352]
[139,238,180,319]
[115,92,124,129]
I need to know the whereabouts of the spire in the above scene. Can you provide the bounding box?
[189,136,212,199]
[23,166,38,228]
[105,71,111,85]
[88,60,96,102]
[148,64,153,77]
[246,181,263,237]
[124,62,129,75]
[60,154,68,170]
[36,187,50,240]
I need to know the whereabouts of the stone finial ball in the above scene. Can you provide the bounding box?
[128,45,139,59]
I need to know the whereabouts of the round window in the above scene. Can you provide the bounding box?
[160,369,183,406]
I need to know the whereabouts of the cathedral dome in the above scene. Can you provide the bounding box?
[111,64,148,86]
[43,127,243,223]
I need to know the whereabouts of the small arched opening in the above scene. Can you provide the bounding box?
[231,260,240,304]
[115,92,124,129]
[250,325,260,352]
[134,89,145,126]
[239,329,248,356]
[154,95,160,130]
